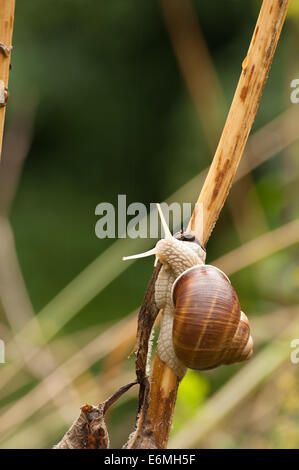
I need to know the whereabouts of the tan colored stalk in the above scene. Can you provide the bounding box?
[143,0,290,449]
[161,0,269,244]
[0,0,15,158]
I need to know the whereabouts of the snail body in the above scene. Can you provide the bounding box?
[123,204,253,379]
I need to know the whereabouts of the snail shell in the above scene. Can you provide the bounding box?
[172,264,253,370]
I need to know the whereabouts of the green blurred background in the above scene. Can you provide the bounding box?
[0,0,298,449]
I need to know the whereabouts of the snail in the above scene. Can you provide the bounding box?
[123,204,253,379]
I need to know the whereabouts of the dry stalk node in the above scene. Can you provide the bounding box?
[0,41,12,57]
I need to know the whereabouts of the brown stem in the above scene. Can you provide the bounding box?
[187,0,291,245]
[133,0,290,449]
[0,0,15,159]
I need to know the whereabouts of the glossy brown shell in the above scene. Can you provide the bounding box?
[172,265,252,370]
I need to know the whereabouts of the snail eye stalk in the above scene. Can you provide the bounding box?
[122,203,174,262]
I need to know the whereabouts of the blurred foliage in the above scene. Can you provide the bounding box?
[173,370,210,431]
[0,0,298,449]
[288,2,299,19]
[199,366,299,449]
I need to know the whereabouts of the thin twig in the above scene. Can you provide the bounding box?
[0,0,15,158]
[138,0,290,448]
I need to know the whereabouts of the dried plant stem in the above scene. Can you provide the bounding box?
[0,0,15,158]
[187,0,290,243]
[142,0,290,449]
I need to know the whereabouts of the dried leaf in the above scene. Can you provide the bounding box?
[54,381,137,449]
